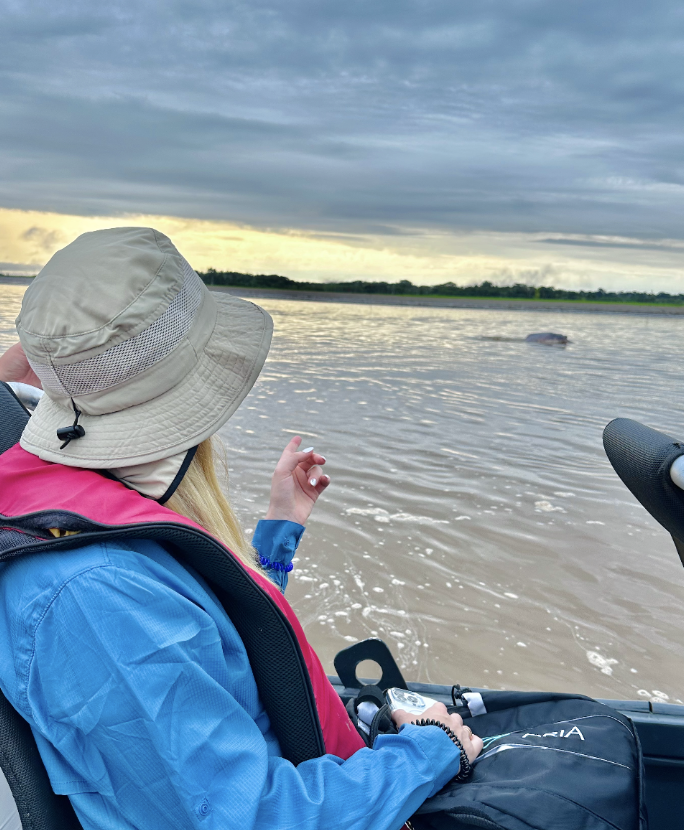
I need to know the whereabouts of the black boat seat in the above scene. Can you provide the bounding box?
[604,417,684,566]
[0,381,82,828]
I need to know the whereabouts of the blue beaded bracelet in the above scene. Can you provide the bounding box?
[259,555,294,572]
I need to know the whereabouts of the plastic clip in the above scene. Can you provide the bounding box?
[57,399,86,449]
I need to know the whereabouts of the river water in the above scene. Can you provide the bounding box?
[2,283,684,702]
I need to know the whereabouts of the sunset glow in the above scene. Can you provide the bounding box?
[3,208,683,292]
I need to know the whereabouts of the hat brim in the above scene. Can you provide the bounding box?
[20,293,273,468]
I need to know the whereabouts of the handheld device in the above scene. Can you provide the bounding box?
[385,687,438,715]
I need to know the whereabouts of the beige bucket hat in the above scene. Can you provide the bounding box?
[17,227,273,468]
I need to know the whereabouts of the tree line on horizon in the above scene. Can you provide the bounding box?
[198,268,684,304]
[3,268,681,304]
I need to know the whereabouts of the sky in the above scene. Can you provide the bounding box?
[2,0,684,290]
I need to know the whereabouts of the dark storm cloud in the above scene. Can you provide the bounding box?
[1,0,684,238]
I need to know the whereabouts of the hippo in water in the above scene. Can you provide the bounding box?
[525,332,568,346]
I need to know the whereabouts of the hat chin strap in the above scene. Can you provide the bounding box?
[110,446,197,502]
[158,446,198,503]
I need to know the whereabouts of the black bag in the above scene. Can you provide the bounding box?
[412,692,647,830]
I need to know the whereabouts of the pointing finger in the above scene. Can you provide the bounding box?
[275,437,308,474]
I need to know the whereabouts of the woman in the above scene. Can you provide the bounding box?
[0,227,481,830]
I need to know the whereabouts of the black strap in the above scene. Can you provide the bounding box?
[345,687,397,749]
[0,688,82,829]
[0,382,30,453]
[158,445,198,504]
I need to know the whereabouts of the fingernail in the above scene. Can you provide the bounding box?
[302,446,314,453]
[309,478,317,487]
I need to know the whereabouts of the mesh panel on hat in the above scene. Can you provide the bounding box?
[29,260,204,398]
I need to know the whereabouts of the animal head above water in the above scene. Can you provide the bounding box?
[525,332,568,346]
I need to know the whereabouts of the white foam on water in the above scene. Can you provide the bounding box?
[346,505,449,525]
[638,689,671,702]
[441,447,479,459]
[393,512,448,525]
[467,583,512,600]
[586,650,618,675]
[534,500,566,513]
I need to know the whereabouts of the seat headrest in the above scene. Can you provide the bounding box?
[603,417,684,544]
[0,382,30,455]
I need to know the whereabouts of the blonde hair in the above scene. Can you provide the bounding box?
[165,437,261,572]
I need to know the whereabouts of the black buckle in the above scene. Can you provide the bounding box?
[57,399,86,449]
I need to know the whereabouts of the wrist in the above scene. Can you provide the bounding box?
[410,719,472,781]
[264,507,305,525]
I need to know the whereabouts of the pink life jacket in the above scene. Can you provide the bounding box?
[0,443,365,763]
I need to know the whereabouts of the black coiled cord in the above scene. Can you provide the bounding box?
[411,718,472,781]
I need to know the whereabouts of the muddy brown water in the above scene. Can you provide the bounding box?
[3,284,684,703]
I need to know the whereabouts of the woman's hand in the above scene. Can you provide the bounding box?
[391,702,483,764]
[0,343,42,388]
[264,436,330,526]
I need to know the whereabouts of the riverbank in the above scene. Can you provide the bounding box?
[213,285,684,315]
[4,275,683,314]
[0,276,33,286]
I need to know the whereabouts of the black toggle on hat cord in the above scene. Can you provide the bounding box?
[57,399,86,449]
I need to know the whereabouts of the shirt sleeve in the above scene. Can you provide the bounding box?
[252,519,305,592]
[28,560,462,830]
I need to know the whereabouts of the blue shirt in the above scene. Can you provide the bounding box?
[0,520,462,830]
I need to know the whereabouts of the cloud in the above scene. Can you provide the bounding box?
[539,237,684,253]
[1,0,684,274]
[21,226,65,251]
